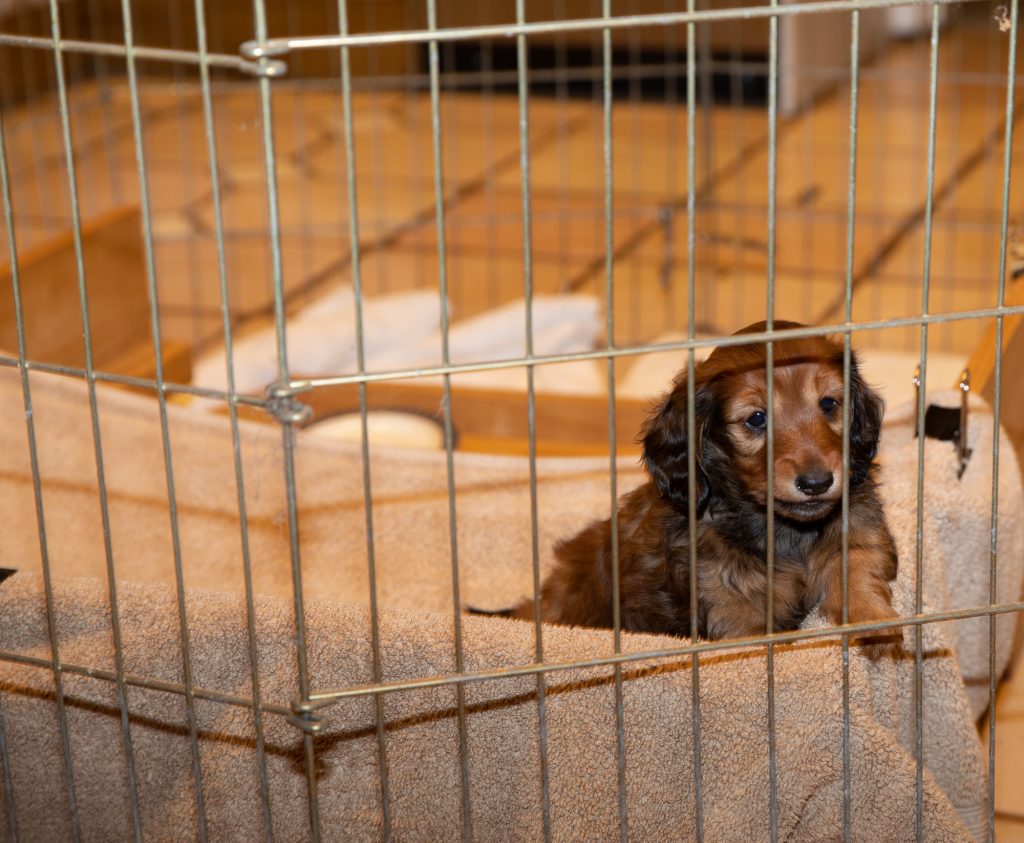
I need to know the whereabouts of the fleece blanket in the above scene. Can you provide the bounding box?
[191,291,605,398]
[0,366,1021,840]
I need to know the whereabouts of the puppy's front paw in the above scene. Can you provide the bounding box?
[849,605,902,660]
[854,632,902,660]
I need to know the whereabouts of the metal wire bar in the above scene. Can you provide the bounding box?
[335,0,394,836]
[552,0,571,287]
[0,75,81,843]
[424,2,474,837]
[914,9,942,840]
[0,32,282,76]
[481,0,502,307]
[118,0,210,835]
[626,19,642,343]
[989,2,1018,838]
[192,0,273,837]
[247,0,321,837]
[0,693,15,842]
[764,4,779,836]
[0,648,294,715]
[35,1,145,834]
[685,6,704,839]
[253,61,1024,98]
[727,13,747,331]
[163,2,205,353]
[82,0,124,206]
[660,1,681,334]
[696,8,716,332]
[240,0,986,57]
[0,356,265,404]
[935,9,966,346]
[282,2,317,302]
[3,3,57,228]
[840,12,861,843]
[0,297,1012,409]
[277,304,1024,392]
[300,602,1024,705]
[981,6,1006,230]
[601,2,629,838]
[513,1,553,835]
[1,601,1021,717]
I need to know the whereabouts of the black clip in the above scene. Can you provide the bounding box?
[911,365,972,479]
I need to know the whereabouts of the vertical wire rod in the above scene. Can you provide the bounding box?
[11,3,57,228]
[118,0,210,835]
[764,2,779,839]
[336,0,394,836]
[0,84,85,843]
[601,3,629,840]
[164,2,203,352]
[248,0,322,837]
[43,0,144,835]
[914,7,942,840]
[6,6,109,839]
[989,1,1018,839]
[425,2,474,838]
[514,1,553,837]
[192,0,273,837]
[84,0,124,205]
[840,11,861,843]
[685,6,704,841]
[0,691,16,841]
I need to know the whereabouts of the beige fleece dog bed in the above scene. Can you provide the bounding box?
[0,368,1021,840]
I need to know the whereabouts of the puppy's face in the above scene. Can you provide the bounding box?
[718,353,846,522]
[642,321,884,522]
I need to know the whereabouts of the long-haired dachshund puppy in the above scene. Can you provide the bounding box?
[511,321,900,655]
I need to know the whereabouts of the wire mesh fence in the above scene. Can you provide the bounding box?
[0,0,1022,840]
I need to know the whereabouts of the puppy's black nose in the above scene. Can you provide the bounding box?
[795,470,834,496]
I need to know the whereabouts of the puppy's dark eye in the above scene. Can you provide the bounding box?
[746,410,767,430]
[820,397,839,414]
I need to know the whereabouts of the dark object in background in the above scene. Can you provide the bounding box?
[433,40,769,105]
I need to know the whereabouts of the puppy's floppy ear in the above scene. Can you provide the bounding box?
[848,353,884,484]
[641,379,712,513]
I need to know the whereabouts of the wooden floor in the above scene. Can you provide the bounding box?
[1,8,1022,368]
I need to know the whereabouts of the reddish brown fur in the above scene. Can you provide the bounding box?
[513,321,900,656]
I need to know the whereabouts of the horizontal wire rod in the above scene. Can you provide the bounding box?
[0,600,1020,723]
[0,32,282,76]
[241,0,984,57]
[0,356,266,404]
[1,304,1021,413]
[303,601,1024,703]
[2,305,1021,405]
[278,304,1024,392]
[0,647,294,718]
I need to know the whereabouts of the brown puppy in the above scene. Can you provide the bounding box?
[513,321,900,655]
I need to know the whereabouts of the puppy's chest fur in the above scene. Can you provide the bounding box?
[548,484,827,640]
[672,512,819,639]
